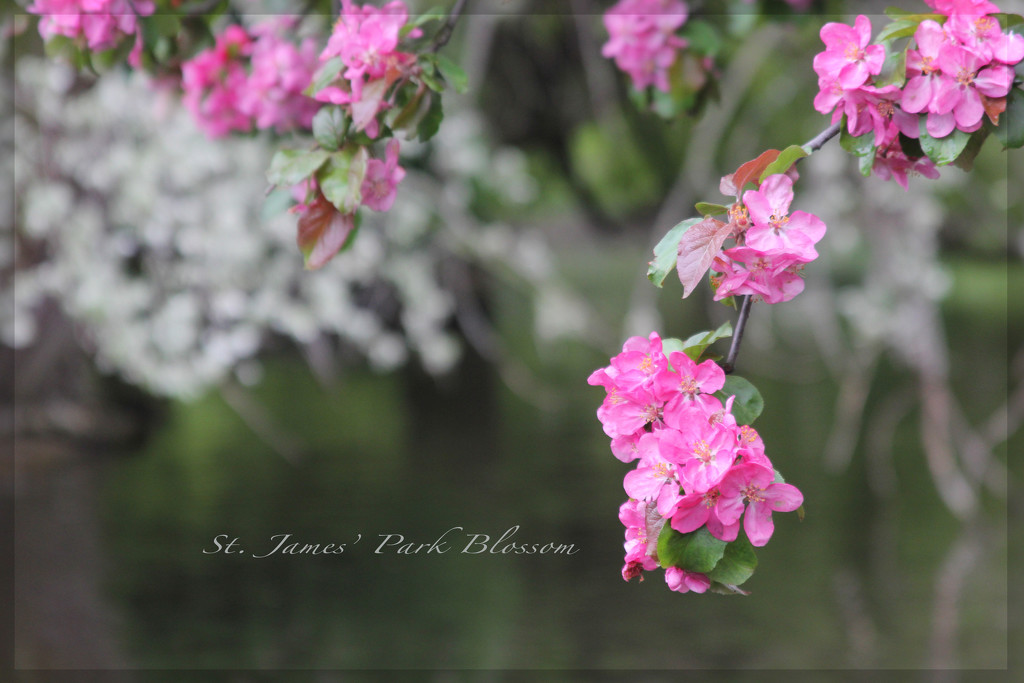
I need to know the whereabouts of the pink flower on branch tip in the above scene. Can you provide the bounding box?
[813,15,885,90]
[717,463,803,547]
[665,566,711,593]
[602,0,690,93]
[361,139,406,212]
[742,174,826,262]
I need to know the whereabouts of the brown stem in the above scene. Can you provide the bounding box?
[431,0,469,53]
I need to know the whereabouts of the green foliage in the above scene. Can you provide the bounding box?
[839,119,876,177]
[759,144,808,181]
[312,107,349,151]
[318,147,369,213]
[715,375,764,426]
[434,53,469,94]
[676,321,733,362]
[416,92,444,142]
[695,202,729,217]
[266,149,331,187]
[993,87,1024,150]
[657,525,727,573]
[706,531,758,586]
[305,57,344,96]
[918,123,971,166]
[647,218,699,288]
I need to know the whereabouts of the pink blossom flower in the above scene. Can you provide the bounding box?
[902,20,952,119]
[945,14,1024,66]
[711,247,806,305]
[872,140,941,190]
[361,139,406,212]
[655,351,725,420]
[620,499,661,580]
[27,0,154,53]
[314,0,420,138]
[239,20,321,133]
[923,0,1001,15]
[664,566,710,593]
[181,26,254,138]
[716,463,804,547]
[623,432,681,515]
[660,418,738,494]
[742,174,826,262]
[602,0,689,92]
[812,15,885,90]
[668,484,739,541]
[928,42,1014,135]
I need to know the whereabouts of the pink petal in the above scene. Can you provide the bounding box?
[764,482,804,512]
[925,111,956,138]
[974,65,1013,98]
[670,495,710,534]
[901,75,934,114]
[743,504,775,547]
[953,88,984,130]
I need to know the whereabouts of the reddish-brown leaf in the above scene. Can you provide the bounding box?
[981,94,1006,126]
[728,149,781,198]
[676,216,732,299]
[297,192,357,270]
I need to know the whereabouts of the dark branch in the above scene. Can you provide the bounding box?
[803,121,842,154]
[431,0,469,53]
[722,295,753,374]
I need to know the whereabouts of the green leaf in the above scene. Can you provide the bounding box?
[875,18,921,43]
[953,128,990,171]
[312,107,349,151]
[266,149,331,187]
[714,375,764,425]
[648,217,700,288]
[318,146,369,213]
[679,321,733,362]
[875,42,908,88]
[657,525,728,574]
[416,91,444,142]
[695,202,729,217]
[759,144,808,181]
[839,118,875,159]
[681,19,721,58]
[918,122,971,165]
[403,7,445,35]
[434,53,469,94]
[419,58,445,92]
[306,57,343,96]
[997,13,1023,30]
[993,87,1024,149]
[707,532,758,586]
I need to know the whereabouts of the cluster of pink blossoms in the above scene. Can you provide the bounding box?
[26,0,154,54]
[601,0,690,92]
[813,2,1022,188]
[181,20,321,139]
[589,332,803,593]
[313,0,423,139]
[712,172,826,305]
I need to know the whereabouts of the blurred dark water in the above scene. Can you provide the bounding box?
[12,298,1010,672]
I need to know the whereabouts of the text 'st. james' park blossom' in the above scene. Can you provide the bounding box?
[601,0,690,92]
[591,331,804,592]
[27,0,155,53]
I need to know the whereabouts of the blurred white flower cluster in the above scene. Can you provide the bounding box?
[6,58,548,399]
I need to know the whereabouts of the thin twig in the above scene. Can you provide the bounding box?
[722,295,752,374]
[803,121,842,154]
[714,120,843,371]
[431,0,469,53]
